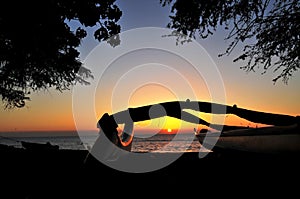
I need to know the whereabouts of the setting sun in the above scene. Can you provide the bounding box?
[167,128,172,133]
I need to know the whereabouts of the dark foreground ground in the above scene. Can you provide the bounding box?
[1,146,299,198]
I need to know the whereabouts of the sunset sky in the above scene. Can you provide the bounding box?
[1,0,299,133]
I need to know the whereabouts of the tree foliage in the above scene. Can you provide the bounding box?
[0,0,122,108]
[160,0,300,84]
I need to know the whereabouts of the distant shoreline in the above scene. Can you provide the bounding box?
[0,130,197,137]
[0,130,98,137]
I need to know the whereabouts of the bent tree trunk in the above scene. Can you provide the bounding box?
[85,100,299,162]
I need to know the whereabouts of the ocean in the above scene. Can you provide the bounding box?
[0,132,207,153]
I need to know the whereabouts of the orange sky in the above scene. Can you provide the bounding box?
[0,72,299,133]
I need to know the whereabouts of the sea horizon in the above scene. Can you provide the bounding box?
[0,130,204,153]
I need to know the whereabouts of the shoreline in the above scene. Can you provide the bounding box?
[2,145,299,165]
[1,147,299,198]
[1,146,299,172]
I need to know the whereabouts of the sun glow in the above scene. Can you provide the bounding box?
[167,128,172,133]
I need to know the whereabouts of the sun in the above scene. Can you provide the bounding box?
[167,128,172,133]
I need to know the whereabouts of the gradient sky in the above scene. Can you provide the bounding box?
[1,0,299,133]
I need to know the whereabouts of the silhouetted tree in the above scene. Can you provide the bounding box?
[0,0,122,108]
[160,0,299,84]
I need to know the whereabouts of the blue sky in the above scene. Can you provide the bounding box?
[79,0,300,110]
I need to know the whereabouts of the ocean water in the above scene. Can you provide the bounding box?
[131,133,203,152]
[0,132,207,153]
